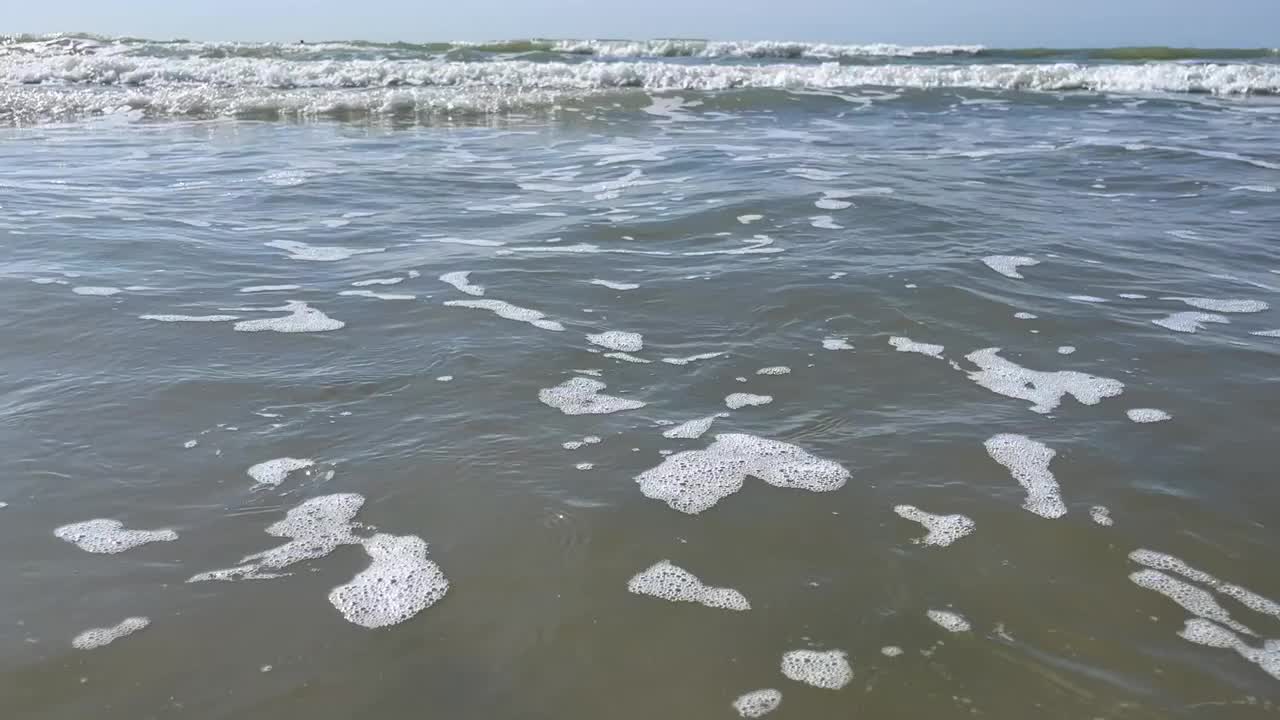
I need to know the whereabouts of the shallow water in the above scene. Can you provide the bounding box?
[2,35,1280,720]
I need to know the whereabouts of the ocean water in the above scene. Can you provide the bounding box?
[2,33,1280,719]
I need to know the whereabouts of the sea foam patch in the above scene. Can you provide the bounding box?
[589,278,640,290]
[636,433,849,514]
[662,352,724,365]
[662,414,724,439]
[444,299,564,331]
[234,301,345,333]
[72,617,149,650]
[725,393,772,409]
[894,505,975,546]
[340,289,416,300]
[1152,311,1229,333]
[1127,408,1171,423]
[627,560,750,611]
[1130,569,1254,635]
[732,689,782,718]
[55,519,178,554]
[889,336,944,358]
[72,286,121,296]
[927,609,972,632]
[1178,619,1280,681]
[984,434,1066,518]
[1169,297,1268,313]
[328,533,449,629]
[587,331,644,352]
[965,348,1123,414]
[439,271,485,296]
[265,239,384,261]
[822,337,853,350]
[247,457,314,486]
[780,650,852,690]
[756,366,791,375]
[539,377,646,415]
[140,314,239,322]
[981,255,1039,279]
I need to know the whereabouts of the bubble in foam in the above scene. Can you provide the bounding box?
[725,393,772,409]
[779,649,852,690]
[444,298,564,332]
[72,286,121,296]
[927,609,971,632]
[662,414,723,439]
[233,301,345,333]
[662,352,725,365]
[1057,345,1076,355]
[587,331,644,353]
[327,533,448,629]
[339,289,416,300]
[1152,311,1229,333]
[439,271,484,296]
[539,376,646,415]
[889,336,944,359]
[732,689,781,718]
[265,239,384,262]
[627,560,750,611]
[636,433,849,514]
[1169,297,1268,313]
[72,617,149,650]
[981,255,1039,279]
[1090,505,1113,526]
[965,348,1124,414]
[1127,408,1171,423]
[881,645,903,657]
[1130,569,1254,635]
[756,366,791,375]
[984,434,1066,519]
[822,337,853,350]
[894,505,975,546]
[247,457,314,486]
[55,519,178,554]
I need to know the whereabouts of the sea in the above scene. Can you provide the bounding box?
[2,33,1280,719]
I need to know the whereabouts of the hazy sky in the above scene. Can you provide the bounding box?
[9,0,1280,47]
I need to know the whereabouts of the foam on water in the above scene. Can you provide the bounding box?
[732,689,782,718]
[1170,297,1269,313]
[240,284,300,293]
[889,336,944,359]
[810,215,842,229]
[562,435,602,450]
[927,609,972,632]
[55,519,178,554]
[539,376,646,415]
[1252,329,1280,338]
[662,352,724,365]
[965,348,1124,414]
[603,351,651,364]
[756,366,791,375]
[1119,293,1148,299]
[247,457,314,486]
[1127,408,1171,423]
[662,414,723,439]
[443,299,564,331]
[779,649,852,690]
[822,337,854,350]
[881,646,904,657]
[627,560,751,611]
[233,301,345,333]
[588,279,639,290]
[725,393,772,409]
[72,286,121,296]
[351,277,403,287]
[339,289,417,300]
[1090,505,1114,526]
[328,533,449,629]
[72,617,149,650]
[264,239,384,262]
[1069,295,1109,303]
[981,255,1039,279]
[1152,311,1229,333]
[140,314,239,322]
[1178,620,1280,681]
[635,433,849,514]
[1129,569,1254,635]
[984,434,1066,519]
[737,214,763,224]
[439,271,484,296]
[1057,345,1076,355]
[894,505,975,546]
[1129,549,1280,622]
[1014,312,1037,320]
[586,331,643,352]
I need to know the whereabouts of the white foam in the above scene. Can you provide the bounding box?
[32,277,68,285]
[779,649,852,690]
[539,376,645,415]
[444,299,564,331]
[894,505,975,546]
[1231,185,1278,193]
[1152,311,1229,333]
[436,375,453,382]
[72,617,149,650]
[737,214,763,224]
[603,351,651,364]
[183,439,198,449]
[636,433,849,514]
[562,435,603,450]
[684,235,781,257]
[627,560,750,611]
[140,314,239,322]
[265,239,384,261]
[822,337,854,350]
[1057,345,1076,355]
[328,533,449,628]
[889,336,944,359]
[240,284,301,293]
[351,277,403,287]
[1251,329,1280,338]
[589,279,639,290]
[981,255,1039,279]
[810,215,842,229]
[1129,549,1280,622]
[1169,297,1269,313]
[423,236,505,247]
[927,609,972,632]
[72,286,121,296]
[732,689,782,718]
[55,519,177,554]
[234,301,345,333]
[439,271,484,296]
[1014,312,1037,320]
[1090,505,1113,526]
[407,269,421,278]
[247,457,314,486]
[1119,293,1148,299]
[829,272,847,279]
[815,193,852,210]
[662,414,723,439]
[1127,408,1171,423]
[725,393,772,409]
[339,289,416,300]
[756,366,791,375]
[587,331,643,353]
[1069,295,1109,303]
[1130,569,1253,635]
[965,348,1124,414]
[881,646,903,657]
[1178,620,1280,680]
[984,434,1066,519]
[661,351,724,365]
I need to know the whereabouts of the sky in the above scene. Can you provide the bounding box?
[8,0,1280,47]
